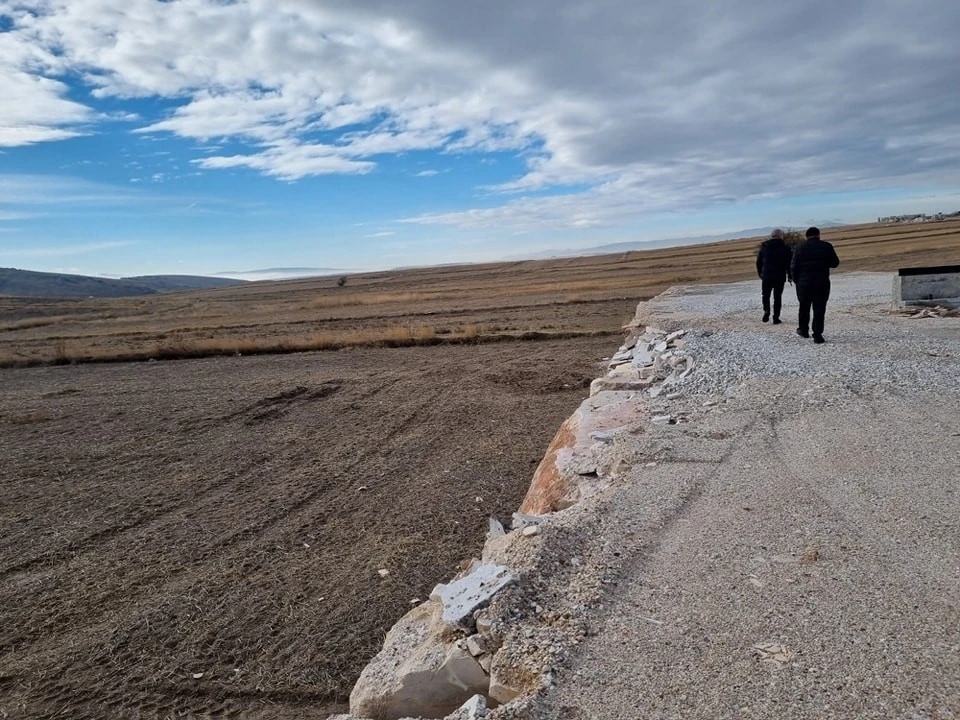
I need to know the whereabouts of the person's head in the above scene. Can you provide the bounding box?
[805,226,820,240]
[771,228,784,240]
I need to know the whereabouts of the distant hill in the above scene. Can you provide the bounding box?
[0,268,245,298]
[123,275,246,292]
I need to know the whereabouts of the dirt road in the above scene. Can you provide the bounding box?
[0,336,614,718]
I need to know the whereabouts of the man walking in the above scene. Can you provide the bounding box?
[791,226,840,344]
[755,229,793,324]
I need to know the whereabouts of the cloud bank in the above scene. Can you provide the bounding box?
[2,0,959,229]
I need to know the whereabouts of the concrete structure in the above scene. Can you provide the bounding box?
[894,264,960,308]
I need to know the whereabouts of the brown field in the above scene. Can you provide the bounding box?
[0,221,958,719]
[2,219,958,368]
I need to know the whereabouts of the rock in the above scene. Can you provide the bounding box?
[510,512,541,530]
[518,415,582,514]
[665,329,687,343]
[349,602,490,720]
[378,569,390,578]
[654,340,669,353]
[589,430,615,444]
[520,392,639,514]
[475,610,493,634]
[521,525,541,537]
[487,517,505,539]
[590,367,654,396]
[478,654,493,673]
[456,694,488,719]
[651,415,674,425]
[631,347,655,367]
[431,564,518,630]
[465,633,496,657]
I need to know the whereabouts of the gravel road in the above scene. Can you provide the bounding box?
[525,273,960,719]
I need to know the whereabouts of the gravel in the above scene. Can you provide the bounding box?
[499,272,960,720]
[659,272,960,397]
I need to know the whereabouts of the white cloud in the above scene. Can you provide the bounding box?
[0,240,135,258]
[415,169,439,177]
[1,0,959,225]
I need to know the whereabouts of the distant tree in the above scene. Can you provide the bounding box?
[337,276,348,287]
[782,230,804,249]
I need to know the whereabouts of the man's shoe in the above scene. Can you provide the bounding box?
[813,335,825,344]
[796,328,810,338]
[772,317,782,325]
[762,313,770,323]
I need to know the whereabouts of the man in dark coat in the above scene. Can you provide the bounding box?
[755,229,793,324]
[790,226,840,344]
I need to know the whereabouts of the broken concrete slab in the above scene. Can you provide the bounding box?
[431,564,518,630]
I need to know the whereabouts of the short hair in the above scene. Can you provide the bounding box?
[771,228,784,239]
[805,226,820,239]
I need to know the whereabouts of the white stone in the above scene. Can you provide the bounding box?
[378,569,390,578]
[631,348,655,367]
[465,633,495,658]
[521,525,541,537]
[589,430,614,444]
[430,564,518,629]
[665,329,687,343]
[459,694,488,719]
[511,512,540,530]
[349,603,490,720]
[651,415,673,425]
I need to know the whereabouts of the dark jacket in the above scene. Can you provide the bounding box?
[791,237,840,285]
[756,238,793,282]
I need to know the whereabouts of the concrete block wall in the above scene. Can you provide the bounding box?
[894,265,960,308]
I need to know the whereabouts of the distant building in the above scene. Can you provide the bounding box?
[878,210,960,224]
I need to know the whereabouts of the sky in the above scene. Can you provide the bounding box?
[1,0,959,278]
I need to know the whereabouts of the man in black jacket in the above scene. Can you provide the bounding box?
[790,226,840,344]
[755,229,793,324]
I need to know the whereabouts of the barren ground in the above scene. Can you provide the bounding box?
[0,221,957,719]
[0,338,612,718]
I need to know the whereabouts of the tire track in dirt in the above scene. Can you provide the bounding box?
[1,373,444,667]
[0,339,611,717]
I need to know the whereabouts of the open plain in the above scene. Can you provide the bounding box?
[1,221,959,719]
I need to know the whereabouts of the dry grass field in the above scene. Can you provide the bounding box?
[0,221,958,718]
[3,219,958,368]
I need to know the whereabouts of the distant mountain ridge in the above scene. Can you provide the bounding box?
[0,268,245,298]
[510,221,848,260]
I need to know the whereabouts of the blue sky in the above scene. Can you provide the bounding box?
[2,1,959,278]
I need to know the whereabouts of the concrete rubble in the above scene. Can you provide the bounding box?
[342,312,698,719]
[431,564,518,630]
[339,273,959,720]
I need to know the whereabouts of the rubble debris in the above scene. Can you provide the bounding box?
[431,564,518,630]
[898,304,959,318]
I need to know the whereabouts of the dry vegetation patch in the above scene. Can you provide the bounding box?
[1,220,957,368]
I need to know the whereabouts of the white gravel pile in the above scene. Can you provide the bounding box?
[653,273,960,398]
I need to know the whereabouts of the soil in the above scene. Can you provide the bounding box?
[0,336,614,719]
